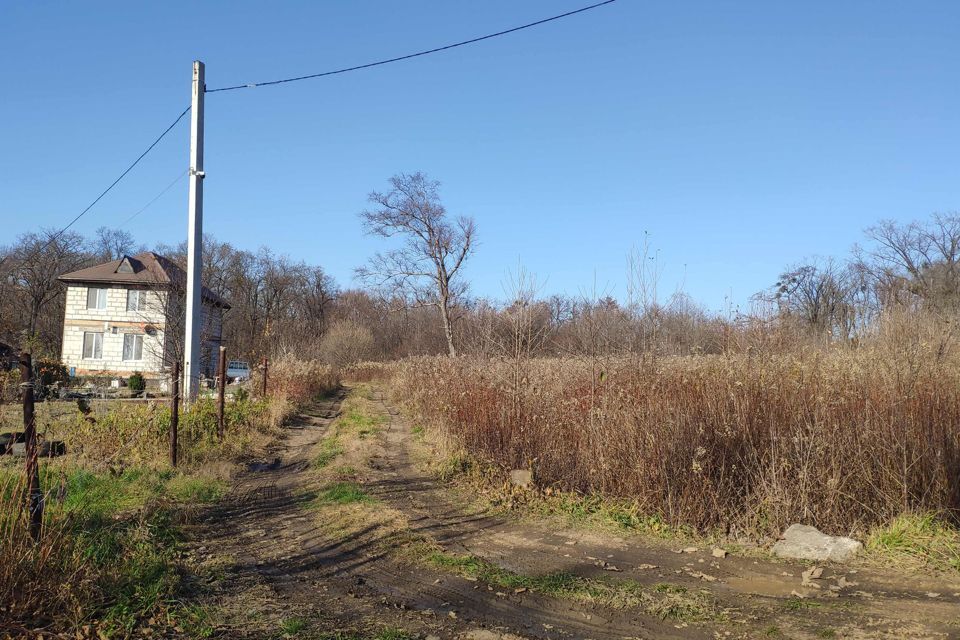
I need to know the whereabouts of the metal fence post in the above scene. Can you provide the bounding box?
[170,361,180,467]
[217,346,226,439]
[20,352,42,542]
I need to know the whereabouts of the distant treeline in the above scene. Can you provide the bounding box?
[2,211,959,365]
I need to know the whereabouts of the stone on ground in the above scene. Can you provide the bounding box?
[772,524,863,562]
[509,469,533,489]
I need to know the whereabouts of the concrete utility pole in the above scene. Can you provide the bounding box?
[184,60,205,402]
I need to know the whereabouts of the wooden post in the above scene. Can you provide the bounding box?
[170,361,180,467]
[20,352,42,542]
[216,346,226,439]
[261,357,269,398]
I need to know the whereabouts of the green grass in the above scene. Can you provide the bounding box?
[653,583,688,594]
[421,548,719,621]
[534,492,691,540]
[167,603,216,638]
[0,464,225,635]
[280,617,308,634]
[64,469,227,633]
[338,403,387,438]
[434,453,474,481]
[310,393,385,473]
[166,474,228,503]
[315,482,373,505]
[867,512,960,572]
[784,597,822,611]
[313,436,345,468]
[426,551,581,593]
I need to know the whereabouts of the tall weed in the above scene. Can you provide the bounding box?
[393,345,960,537]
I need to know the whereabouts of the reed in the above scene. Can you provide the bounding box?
[392,337,960,536]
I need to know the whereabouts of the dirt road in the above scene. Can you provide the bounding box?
[189,386,960,639]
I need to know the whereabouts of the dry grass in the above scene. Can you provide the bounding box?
[392,338,960,538]
[0,357,336,635]
[0,470,85,632]
[265,355,340,427]
[341,361,397,383]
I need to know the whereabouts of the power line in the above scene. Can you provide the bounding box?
[7,0,618,270]
[119,168,190,228]
[53,105,191,241]
[206,0,618,93]
[13,105,191,268]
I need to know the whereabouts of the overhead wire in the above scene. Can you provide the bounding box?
[118,168,190,228]
[12,105,191,269]
[9,0,620,270]
[205,0,617,93]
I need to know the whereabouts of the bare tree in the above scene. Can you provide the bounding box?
[4,230,89,354]
[763,258,857,338]
[857,213,960,312]
[357,172,476,357]
[92,227,141,261]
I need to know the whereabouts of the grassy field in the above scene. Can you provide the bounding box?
[0,357,339,637]
[388,347,960,552]
[1,398,98,434]
[0,461,226,636]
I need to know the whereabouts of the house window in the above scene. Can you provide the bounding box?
[82,332,103,359]
[122,334,144,361]
[86,287,107,310]
[127,289,146,312]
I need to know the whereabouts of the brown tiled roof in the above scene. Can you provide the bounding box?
[59,252,230,308]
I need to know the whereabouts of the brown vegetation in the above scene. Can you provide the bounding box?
[0,358,336,635]
[392,314,960,537]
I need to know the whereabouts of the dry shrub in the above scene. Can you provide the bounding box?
[393,342,960,537]
[0,368,20,404]
[318,320,376,368]
[341,361,397,383]
[61,397,272,468]
[265,356,339,427]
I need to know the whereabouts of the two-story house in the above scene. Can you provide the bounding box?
[58,252,230,385]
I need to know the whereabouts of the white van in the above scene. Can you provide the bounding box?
[226,360,251,382]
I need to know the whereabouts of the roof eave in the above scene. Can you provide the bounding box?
[58,276,172,287]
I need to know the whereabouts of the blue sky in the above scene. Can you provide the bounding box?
[2,1,957,313]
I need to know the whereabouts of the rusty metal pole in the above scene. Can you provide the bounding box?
[20,352,42,542]
[216,346,226,439]
[170,361,180,467]
[261,357,268,398]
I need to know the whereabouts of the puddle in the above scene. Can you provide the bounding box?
[247,457,282,472]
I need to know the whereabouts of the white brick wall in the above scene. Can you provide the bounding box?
[61,284,224,380]
[64,285,167,324]
[62,324,166,377]
[62,285,169,378]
